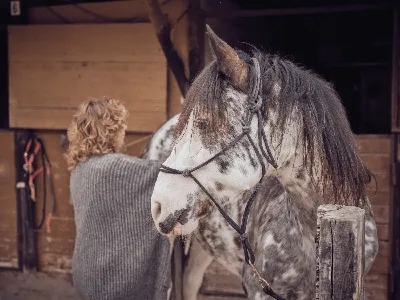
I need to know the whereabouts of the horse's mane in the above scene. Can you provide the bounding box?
[175,47,373,207]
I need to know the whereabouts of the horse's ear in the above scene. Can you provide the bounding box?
[206,25,248,92]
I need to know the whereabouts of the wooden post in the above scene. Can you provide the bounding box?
[316,204,365,300]
[188,0,205,84]
[145,0,189,96]
[171,239,183,300]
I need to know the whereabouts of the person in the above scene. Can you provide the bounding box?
[65,97,171,300]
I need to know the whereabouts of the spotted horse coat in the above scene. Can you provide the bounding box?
[142,112,378,300]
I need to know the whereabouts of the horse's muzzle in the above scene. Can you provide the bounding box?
[152,202,187,235]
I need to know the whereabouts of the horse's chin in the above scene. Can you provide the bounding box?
[166,219,199,237]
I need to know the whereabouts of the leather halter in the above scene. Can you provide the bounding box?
[160,58,285,300]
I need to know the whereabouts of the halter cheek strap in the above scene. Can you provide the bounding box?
[159,58,284,300]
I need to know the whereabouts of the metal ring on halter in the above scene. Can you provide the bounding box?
[182,169,191,177]
[242,125,251,134]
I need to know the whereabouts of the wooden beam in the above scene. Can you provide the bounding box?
[391,8,400,132]
[391,133,400,300]
[28,1,149,24]
[316,205,365,300]
[146,0,188,96]
[188,0,205,83]
[0,131,21,271]
[204,4,393,20]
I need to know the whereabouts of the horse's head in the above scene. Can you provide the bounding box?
[151,25,372,236]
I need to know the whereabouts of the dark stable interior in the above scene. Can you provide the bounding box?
[215,7,393,134]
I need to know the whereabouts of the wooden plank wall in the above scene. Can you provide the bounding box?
[22,0,187,120]
[198,134,392,300]
[0,131,18,269]
[27,1,149,24]
[8,22,167,132]
[358,135,391,300]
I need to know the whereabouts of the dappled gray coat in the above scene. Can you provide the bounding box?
[70,154,171,300]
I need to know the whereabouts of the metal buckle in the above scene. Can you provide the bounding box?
[242,125,251,134]
[182,169,191,177]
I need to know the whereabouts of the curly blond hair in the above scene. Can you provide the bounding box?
[65,97,128,170]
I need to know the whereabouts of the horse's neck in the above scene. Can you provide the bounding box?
[249,177,319,238]
[220,173,318,229]
[195,176,319,277]
[246,177,319,297]
[268,123,322,208]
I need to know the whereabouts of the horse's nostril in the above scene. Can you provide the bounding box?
[158,207,190,234]
[156,202,161,215]
[159,221,175,234]
[152,202,162,221]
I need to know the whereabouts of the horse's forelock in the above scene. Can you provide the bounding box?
[174,61,233,149]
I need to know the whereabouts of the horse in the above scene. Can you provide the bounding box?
[142,110,379,300]
[146,25,379,299]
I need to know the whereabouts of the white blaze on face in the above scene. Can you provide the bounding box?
[151,113,212,234]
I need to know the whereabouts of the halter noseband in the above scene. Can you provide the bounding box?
[159,58,284,300]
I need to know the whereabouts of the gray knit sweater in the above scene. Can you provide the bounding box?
[70,153,171,300]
